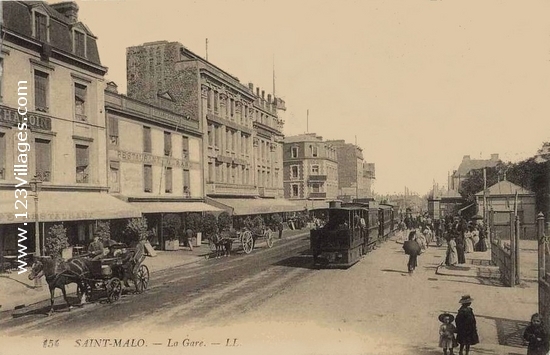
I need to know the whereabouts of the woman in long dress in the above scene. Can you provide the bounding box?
[456,233,466,264]
[464,229,474,253]
[470,225,480,250]
[446,237,458,266]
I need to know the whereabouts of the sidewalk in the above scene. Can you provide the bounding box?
[0,228,310,313]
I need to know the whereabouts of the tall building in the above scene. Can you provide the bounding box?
[283,133,339,206]
[104,82,220,249]
[325,140,374,199]
[126,41,297,216]
[0,1,139,257]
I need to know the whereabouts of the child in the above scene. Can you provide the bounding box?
[439,312,457,355]
[523,313,549,355]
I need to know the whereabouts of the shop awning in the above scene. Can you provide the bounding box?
[0,190,141,224]
[130,201,222,214]
[208,197,303,216]
[458,203,476,213]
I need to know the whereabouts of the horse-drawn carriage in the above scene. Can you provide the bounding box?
[29,242,150,315]
[209,227,274,256]
[78,243,150,303]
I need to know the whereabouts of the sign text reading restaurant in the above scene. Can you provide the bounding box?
[117,150,190,169]
[0,105,52,131]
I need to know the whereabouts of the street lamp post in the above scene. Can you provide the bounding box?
[29,176,43,256]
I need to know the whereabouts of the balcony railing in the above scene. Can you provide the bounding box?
[206,182,257,196]
[308,192,326,199]
[259,187,282,198]
[36,170,51,182]
[308,174,327,182]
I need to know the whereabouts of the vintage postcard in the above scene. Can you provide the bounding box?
[1,0,549,354]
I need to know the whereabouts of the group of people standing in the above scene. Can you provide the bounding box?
[438,295,479,355]
[444,217,488,267]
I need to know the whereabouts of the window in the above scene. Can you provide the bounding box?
[207,89,212,110]
[35,138,51,182]
[291,165,299,179]
[34,70,48,112]
[165,167,172,193]
[143,165,152,193]
[164,131,171,156]
[207,125,213,146]
[33,11,48,42]
[0,58,4,102]
[0,132,5,180]
[213,92,218,112]
[74,83,87,121]
[143,126,151,153]
[311,183,320,193]
[291,146,298,158]
[230,99,234,117]
[109,161,120,193]
[75,144,89,183]
[74,30,86,58]
[311,165,319,174]
[208,162,214,183]
[182,136,189,159]
[311,145,318,157]
[291,184,299,197]
[108,116,119,146]
[183,169,190,195]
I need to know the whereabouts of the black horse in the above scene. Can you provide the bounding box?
[28,257,92,316]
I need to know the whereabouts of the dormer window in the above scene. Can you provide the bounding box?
[73,29,87,58]
[32,9,50,43]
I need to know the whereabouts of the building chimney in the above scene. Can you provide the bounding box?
[248,83,254,91]
[463,155,471,161]
[50,1,79,24]
[261,90,265,100]
[491,153,499,161]
[267,94,272,103]
[256,88,260,97]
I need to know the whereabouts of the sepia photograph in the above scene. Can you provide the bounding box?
[1,0,550,354]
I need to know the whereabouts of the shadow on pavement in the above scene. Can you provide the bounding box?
[273,256,318,270]
[441,277,505,287]
[476,313,529,348]
[380,268,407,274]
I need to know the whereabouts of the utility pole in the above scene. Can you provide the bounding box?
[205,38,208,61]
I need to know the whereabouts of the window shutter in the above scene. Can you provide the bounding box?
[143,127,151,153]
[108,116,119,136]
[144,165,152,192]
[165,167,172,192]
[34,71,48,109]
[35,139,51,181]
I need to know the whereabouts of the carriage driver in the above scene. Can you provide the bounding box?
[87,234,105,261]
[121,240,146,288]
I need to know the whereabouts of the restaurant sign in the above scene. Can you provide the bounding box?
[0,105,52,131]
[117,150,189,169]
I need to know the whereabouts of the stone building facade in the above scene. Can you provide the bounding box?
[325,140,374,199]
[283,134,339,202]
[125,41,292,216]
[0,1,139,258]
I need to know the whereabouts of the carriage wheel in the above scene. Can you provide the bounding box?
[209,237,217,252]
[241,230,254,254]
[265,229,274,248]
[107,278,123,303]
[135,265,150,293]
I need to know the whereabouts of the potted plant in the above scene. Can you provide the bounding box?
[162,214,182,251]
[185,213,203,247]
[123,217,151,246]
[45,224,69,262]
[95,220,111,244]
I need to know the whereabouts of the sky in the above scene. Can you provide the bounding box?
[60,0,550,195]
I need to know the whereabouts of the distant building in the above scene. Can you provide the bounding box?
[283,133,338,207]
[326,140,374,199]
[475,180,536,239]
[449,154,500,191]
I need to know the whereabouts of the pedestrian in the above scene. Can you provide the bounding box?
[470,225,479,250]
[278,219,284,239]
[475,227,488,252]
[403,230,421,275]
[439,312,458,355]
[523,313,549,355]
[455,295,479,355]
[456,233,466,264]
[446,237,458,266]
[464,228,474,254]
[185,227,194,251]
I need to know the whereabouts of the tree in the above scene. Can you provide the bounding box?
[218,212,232,232]
[95,221,111,242]
[123,217,151,245]
[202,213,218,239]
[185,213,203,234]
[162,214,181,241]
[458,163,504,203]
[45,224,68,261]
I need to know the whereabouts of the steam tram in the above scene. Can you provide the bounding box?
[310,200,396,268]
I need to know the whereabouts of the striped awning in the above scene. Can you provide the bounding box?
[208,197,303,216]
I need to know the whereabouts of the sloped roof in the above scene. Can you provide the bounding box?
[475,180,534,196]
[456,158,499,175]
[440,189,462,199]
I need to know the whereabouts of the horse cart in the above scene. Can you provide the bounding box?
[78,244,150,303]
[209,227,274,255]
